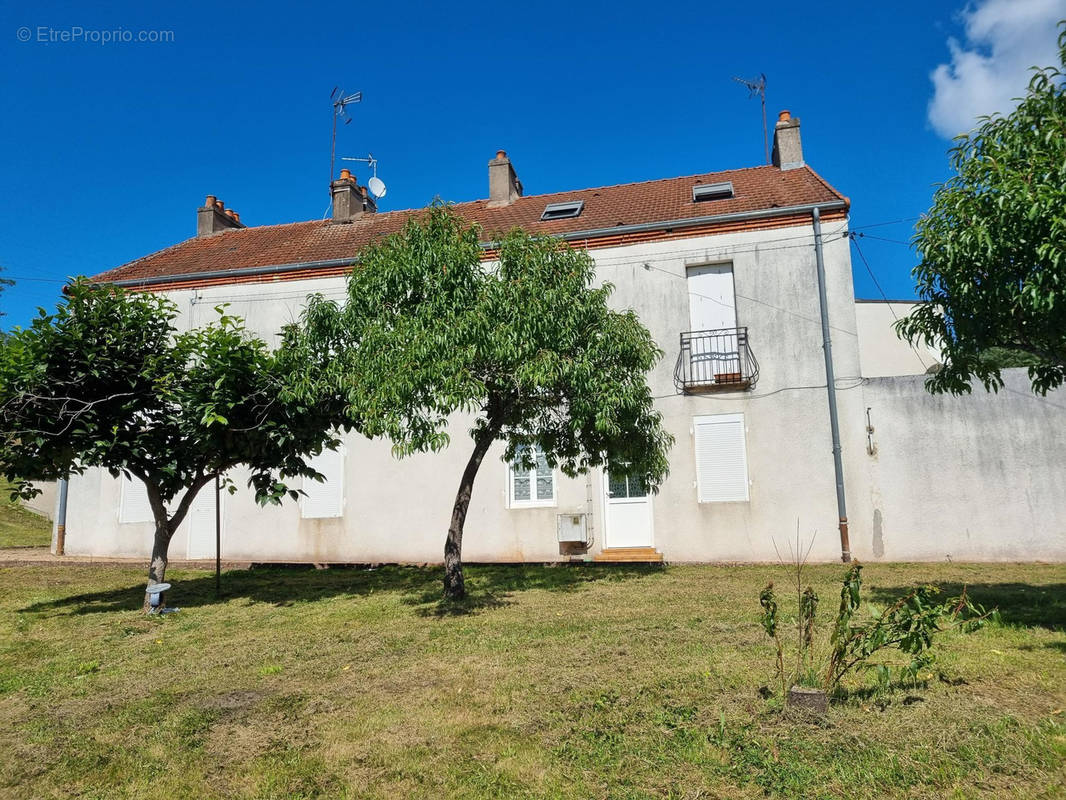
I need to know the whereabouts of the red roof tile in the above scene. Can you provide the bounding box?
[94,165,846,286]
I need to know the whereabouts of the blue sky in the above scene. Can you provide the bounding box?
[2,0,1062,329]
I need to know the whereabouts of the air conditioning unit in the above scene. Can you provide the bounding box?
[557,513,589,543]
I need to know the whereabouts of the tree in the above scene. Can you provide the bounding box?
[286,205,674,599]
[897,23,1066,395]
[0,280,347,609]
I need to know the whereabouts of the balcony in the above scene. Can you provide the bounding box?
[674,327,759,393]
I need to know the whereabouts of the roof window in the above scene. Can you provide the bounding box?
[692,182,734,202]
[540,200,584,221]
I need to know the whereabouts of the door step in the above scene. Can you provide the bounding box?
[593,547,664,563]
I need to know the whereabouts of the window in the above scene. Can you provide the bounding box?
[607,472,648,499]
[119,474,154,524]
[301,446,345,518]
[509,445,555,506]
[540,200,584,221]
[692,181,734,202]
[693,413,749,502]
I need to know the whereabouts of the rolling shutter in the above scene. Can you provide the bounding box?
[186,483,222,559]
[301,447,345,519]
[693,413,749,502]
[119,475,154,523]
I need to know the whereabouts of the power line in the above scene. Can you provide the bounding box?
[849,216,920,230]
[653,377,867,401]
[849,235,928,369]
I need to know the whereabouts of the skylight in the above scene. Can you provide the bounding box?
[692,182,734,202]
[540,200,584,221]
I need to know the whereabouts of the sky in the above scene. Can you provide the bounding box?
[1,0,1063,329]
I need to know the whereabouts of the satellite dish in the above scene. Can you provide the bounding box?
[367,176,387,199]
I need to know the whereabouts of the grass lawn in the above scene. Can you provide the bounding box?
[0,560,1063,799]
[0,483,51,548]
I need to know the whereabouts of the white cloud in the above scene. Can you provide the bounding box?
[928,0,1064,138]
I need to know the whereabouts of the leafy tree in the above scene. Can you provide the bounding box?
[897,23,1066,395]
[0,280,347,609]
[285,205,673,599]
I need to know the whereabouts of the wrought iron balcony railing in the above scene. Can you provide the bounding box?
[674,327,759,393]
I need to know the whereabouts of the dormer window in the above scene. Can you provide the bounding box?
[540,200,584,221]
[692,182,734,203]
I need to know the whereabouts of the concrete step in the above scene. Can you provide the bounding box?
[593,547,664,563]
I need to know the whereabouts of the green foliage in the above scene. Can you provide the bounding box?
[897,23,1066,395]
[285,205,673,594]
[759,563,992,700]
[0,279,345,539]
[286,204,672,482]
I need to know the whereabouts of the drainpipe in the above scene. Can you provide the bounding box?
[812,207,851,563]
[54,477,69,555]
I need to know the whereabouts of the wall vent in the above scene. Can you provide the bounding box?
[692,182,734,202]
[541,200,584,221]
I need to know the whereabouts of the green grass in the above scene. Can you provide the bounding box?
[0,482,50,547]
[0,560,1063,799]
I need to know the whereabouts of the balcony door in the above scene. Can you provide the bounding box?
[687,263,736,330]
[686,264,738,383]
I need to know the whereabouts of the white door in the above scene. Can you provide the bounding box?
[603,471,654,548]
[686,265,738,383]
[186,482,223,559]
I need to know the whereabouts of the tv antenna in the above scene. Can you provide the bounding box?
[341,153,387,198]
[733,74,769,165]
[329,87,363,189]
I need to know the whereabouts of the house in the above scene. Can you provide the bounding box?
[61,111,1066,565]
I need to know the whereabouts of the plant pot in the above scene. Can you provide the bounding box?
[714,372,741,383]
[787,685,828,715]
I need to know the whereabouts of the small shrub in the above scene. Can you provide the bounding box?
[759,563,992,701]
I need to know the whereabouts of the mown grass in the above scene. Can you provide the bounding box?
[0,481,50,547]
[0,560,1063,799]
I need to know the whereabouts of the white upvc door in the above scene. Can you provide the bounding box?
[602,471,654,548]
[186,481,223,559]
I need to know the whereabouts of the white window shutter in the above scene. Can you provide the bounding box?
[301,447,345,519]
[693,413,749,502]
[119,475,154,523]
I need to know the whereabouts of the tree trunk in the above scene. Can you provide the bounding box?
[144,518,172,613]
[443,424,499,600]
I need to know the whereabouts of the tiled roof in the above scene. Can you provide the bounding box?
[94,164,847,286]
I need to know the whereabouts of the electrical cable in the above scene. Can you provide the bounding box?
[849,235,929,369]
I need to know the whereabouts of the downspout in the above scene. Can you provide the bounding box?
[53,477,69,555]
[812,207,851,562]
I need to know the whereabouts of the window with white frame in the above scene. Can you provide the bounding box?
[693,413,750,502]
[508,445,555,507]
[301,446,345,518]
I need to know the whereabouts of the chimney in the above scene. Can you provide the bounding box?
[487,150,522,207]
[330,168,376,223]
[772,110,804,170]
[197,195,245,236]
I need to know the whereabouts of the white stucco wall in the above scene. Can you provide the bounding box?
[854,370,1066,561]
[855,301,940,377]
[64,219,872,564]
[61,218,1066,564]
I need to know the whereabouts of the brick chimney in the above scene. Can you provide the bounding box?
[487,150,522,207]
[771,110,804,170]
[331,168,376,223]
[197,196,245,236]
